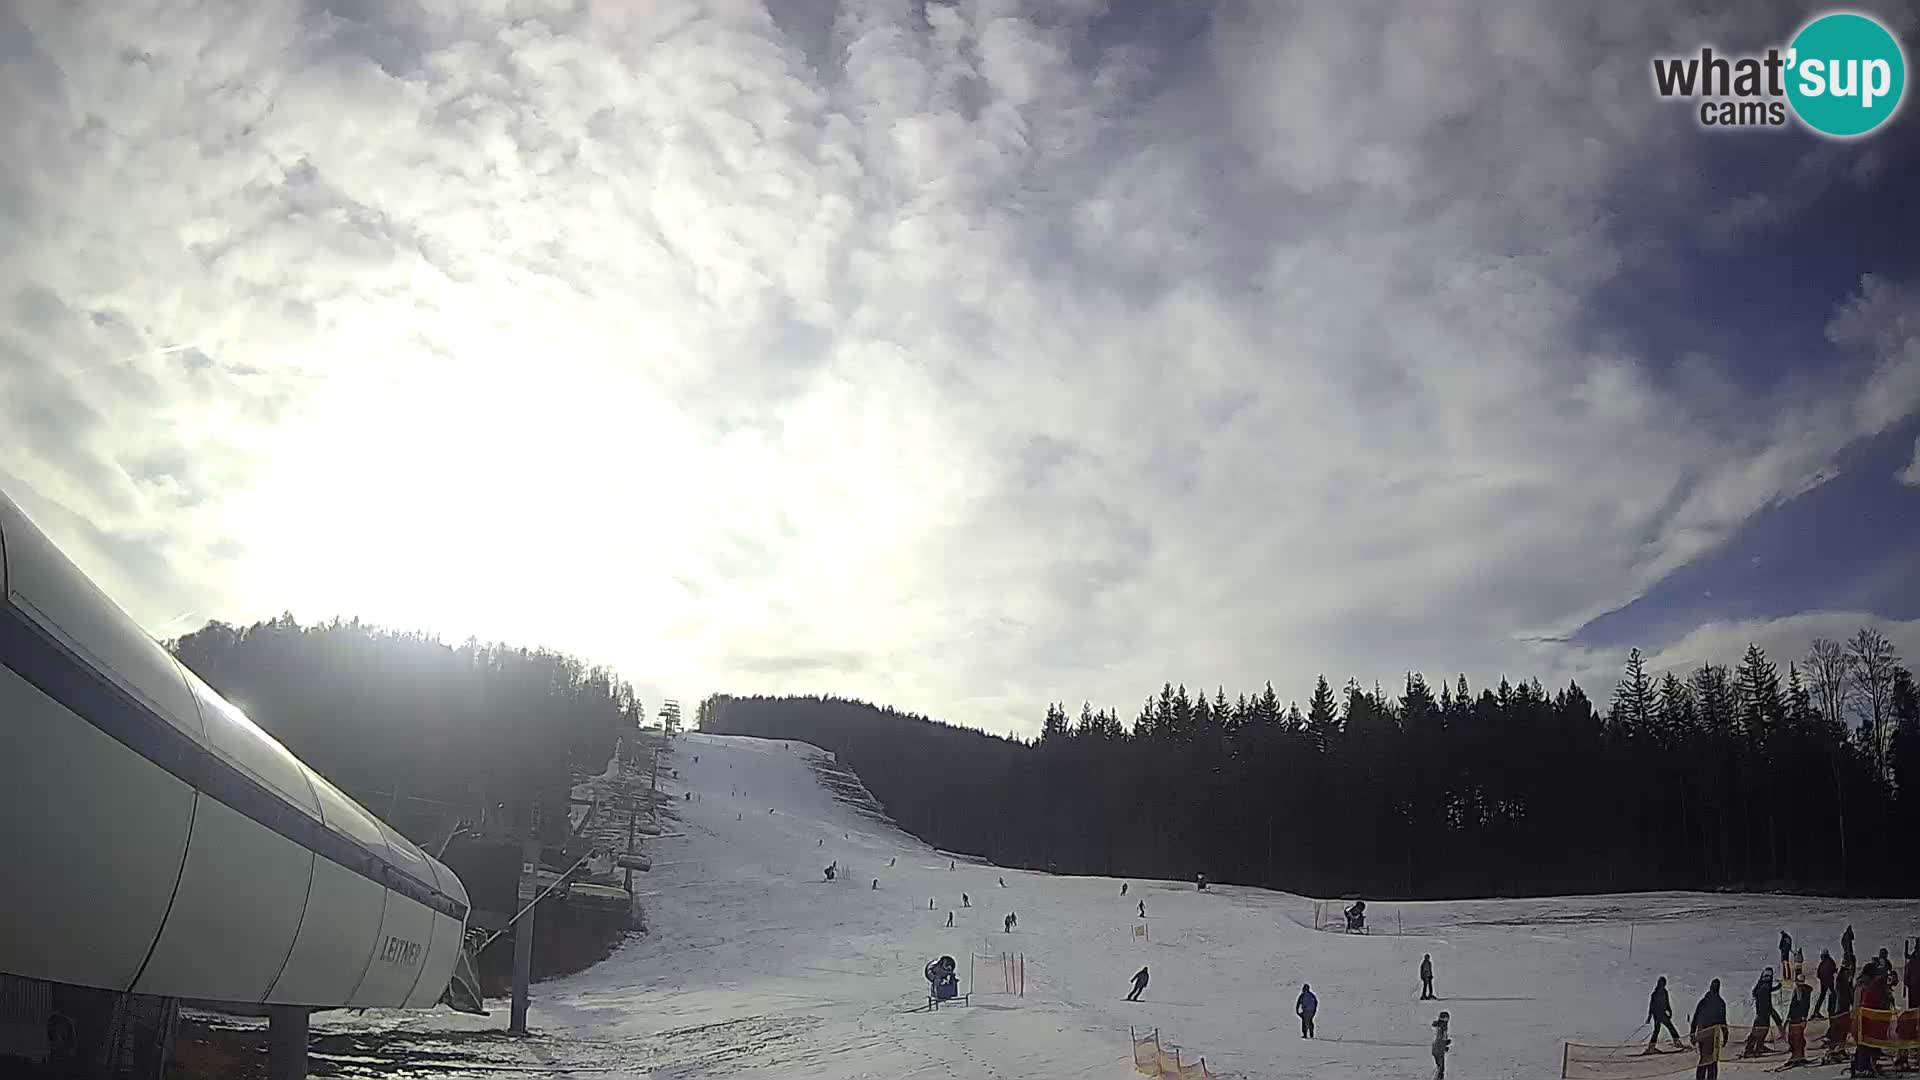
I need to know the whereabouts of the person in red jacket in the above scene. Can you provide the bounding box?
[1853,968,1892,1077]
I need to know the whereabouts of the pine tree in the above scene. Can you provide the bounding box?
[1404,672,1440,733]
[1655,671,1694,746]
[1735,643,1783,741]
[1257,682,1283,727]
[1040,703,1069,744]
[1306,676,1339,752]
[1611,648,1653,736]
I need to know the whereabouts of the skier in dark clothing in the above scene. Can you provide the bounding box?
[1126,966,1149,1002]
[1691,979,1727,1080]
[1905,940,1919,1008]
[1842,924,1855,967]
[946,911,954,927]
[962,893,970,908]
[824,862,837,881]
[1138,900,1147,919]
[1814,950,1837,1017]
[1296,984,1317,1038]
[1751,970,1784,1043]
[1836,957,1856,1014]
[1779,931,1792,968]
[1420,954,1436,1000]
[1121,883,1129,897]
[1649,976,1682,1050]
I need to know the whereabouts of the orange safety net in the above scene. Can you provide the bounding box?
[1131,1028,1212,1079]
[1856,1007,1920,1051]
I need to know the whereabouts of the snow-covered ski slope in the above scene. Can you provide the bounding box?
[357,732,1920,1078]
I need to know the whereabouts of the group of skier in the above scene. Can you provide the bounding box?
[1648,922,1919,1079]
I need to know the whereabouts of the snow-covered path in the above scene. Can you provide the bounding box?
[330,732,1919,1078]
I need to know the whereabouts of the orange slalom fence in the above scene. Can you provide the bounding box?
[1131,1026,1212,1079]
[1563,1008,1920,1078]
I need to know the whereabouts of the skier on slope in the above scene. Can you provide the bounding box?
[1905,939,1919,1007]
[1121,883,1129,897]
[946,911,954,928]
[1648,976,1683,1051]
[1779,930,1793,970]
[1126,966,1150,1002]
[1745,969,1783,1054]
[1430,1011,1451,1080]
[1296,984,1317,1038]
[824,861,837,881]
[1138,900,1147,919]
[1853,964,1892,1076]
[962,893,970,908]
[1814,949,1837,1018]
[1420,954,1436,1000]
[1842,924,1856,967]
[1690,978,1727,1080]
[1784,980,1812,1066]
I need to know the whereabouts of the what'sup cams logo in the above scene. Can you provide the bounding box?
[1653,11,1907,137]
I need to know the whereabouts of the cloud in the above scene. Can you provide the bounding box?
[2,1,1917,734]
[1632,612,1920,688]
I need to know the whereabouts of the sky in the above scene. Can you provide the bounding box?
[2,0,1918,738]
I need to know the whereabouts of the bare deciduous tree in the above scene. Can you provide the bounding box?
[1804,636,1856,882]
[1804,637,1852,731]
[1847,627,1900,776]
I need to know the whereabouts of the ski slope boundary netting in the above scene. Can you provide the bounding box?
[1562,1010,1920,1079]
[970,952,1023,996]
[1131,1027,1212,1079]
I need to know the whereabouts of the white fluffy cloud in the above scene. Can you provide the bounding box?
[2,0,1916,733]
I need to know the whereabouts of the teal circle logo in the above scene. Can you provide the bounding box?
[1786,12,1906,137]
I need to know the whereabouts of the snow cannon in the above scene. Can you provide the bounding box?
[925,956,959,1002]
[1345,900,1367,933]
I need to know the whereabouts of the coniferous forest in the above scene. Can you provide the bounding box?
[698,629,1920,900]
[168,615,642,846]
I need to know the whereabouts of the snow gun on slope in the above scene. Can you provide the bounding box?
[923,956,966,1010]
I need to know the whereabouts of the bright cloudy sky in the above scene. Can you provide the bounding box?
[4,0,1919,736]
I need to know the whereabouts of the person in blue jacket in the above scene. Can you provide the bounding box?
[1296,984,1318,1038]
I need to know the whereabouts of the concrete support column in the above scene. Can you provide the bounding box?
[511,836,538,1035]
[267,1006,308,1080]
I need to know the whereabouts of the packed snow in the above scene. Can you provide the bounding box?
[319,732,1920,1078]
